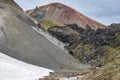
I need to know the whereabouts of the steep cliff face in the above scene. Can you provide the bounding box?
[0,0,88,70]
[26,3,106,29]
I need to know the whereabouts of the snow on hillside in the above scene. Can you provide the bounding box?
[0,52,53,80]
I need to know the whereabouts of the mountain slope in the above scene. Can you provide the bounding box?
[0,0,88,70]
[70,24,120,80]
[26,3,106,29]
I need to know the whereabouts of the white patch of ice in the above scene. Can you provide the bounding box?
[0,52,53,80]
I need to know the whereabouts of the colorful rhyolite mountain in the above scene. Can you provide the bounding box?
[26,3,106,29]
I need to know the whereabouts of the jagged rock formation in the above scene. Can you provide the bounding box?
[0,0,89,70]
[26,3,106,29]
[69,24,120,80]
[69,24,120,67]
[48,26,80,43]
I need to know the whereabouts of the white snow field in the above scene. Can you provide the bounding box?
[0,52,53,80]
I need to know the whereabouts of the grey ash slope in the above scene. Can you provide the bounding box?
[0,0,89,70]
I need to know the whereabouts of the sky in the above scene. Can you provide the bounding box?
[15,0,120,25]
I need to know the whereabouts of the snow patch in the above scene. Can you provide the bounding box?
[0,52,53,80]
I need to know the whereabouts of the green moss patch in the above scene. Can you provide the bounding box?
[38,19,64,31]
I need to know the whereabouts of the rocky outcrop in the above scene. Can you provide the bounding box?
[48,26,80,43]
[26,3,106,29]
[71,24,120,67]
[0,0,88,70]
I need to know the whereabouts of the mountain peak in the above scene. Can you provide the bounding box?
[26,3,106,29]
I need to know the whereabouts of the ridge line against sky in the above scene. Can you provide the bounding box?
[15,0,120,25]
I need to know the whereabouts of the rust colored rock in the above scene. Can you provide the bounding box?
[26,3,106,29]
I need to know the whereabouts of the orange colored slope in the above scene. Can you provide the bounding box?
[26,3,106,29]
